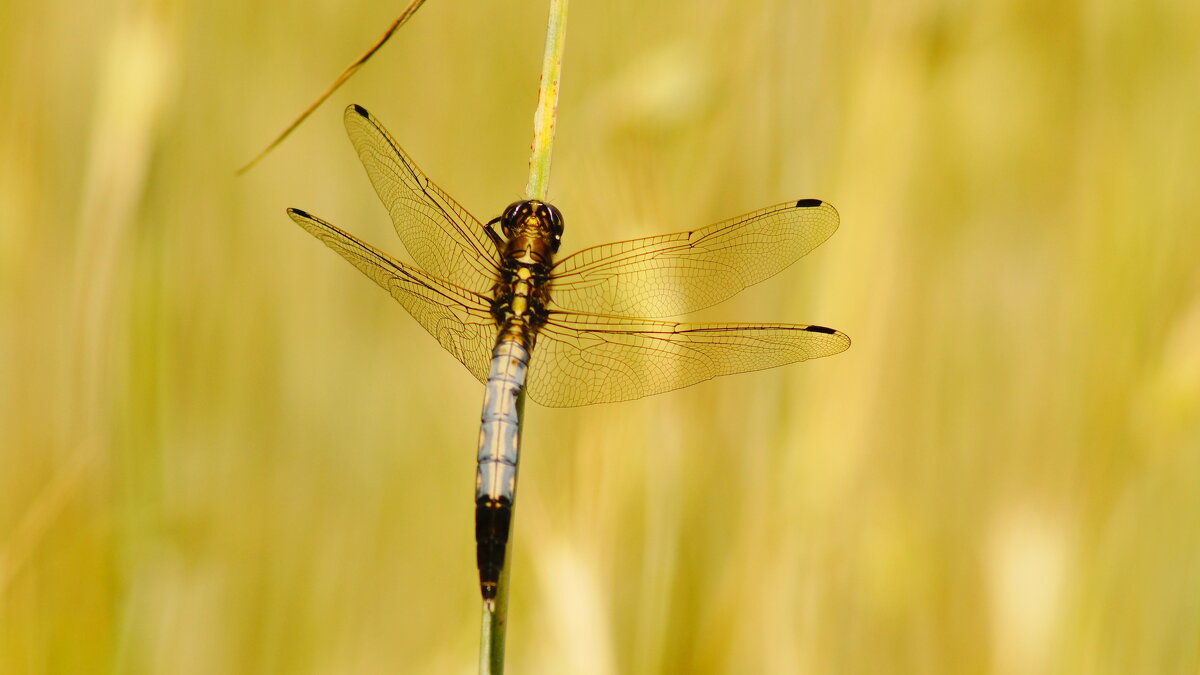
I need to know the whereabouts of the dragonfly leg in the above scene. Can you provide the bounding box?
[483,216,505,251]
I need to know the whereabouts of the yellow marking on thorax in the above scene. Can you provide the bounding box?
[512,267,533,314]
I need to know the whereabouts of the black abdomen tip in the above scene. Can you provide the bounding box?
[476,497,512,601]
[804,324,838,334]
[795,198,823,208]
[351,104,369,117]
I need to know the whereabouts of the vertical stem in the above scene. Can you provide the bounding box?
[482,3,567,670]
[524,0,569,201]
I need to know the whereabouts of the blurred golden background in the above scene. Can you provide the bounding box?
[3,0,1199,672]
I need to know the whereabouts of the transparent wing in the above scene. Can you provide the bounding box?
[288,208,497,383]
[525,312,850,407]
[550,199,839,318]
[343,104,501,293]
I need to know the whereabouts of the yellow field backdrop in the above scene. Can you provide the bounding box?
[3,0,1198,673]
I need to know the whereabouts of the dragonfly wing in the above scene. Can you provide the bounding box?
[550,199,838,318]
[343,104,501,293]
[525,312,850,407]
[288,207,497,384]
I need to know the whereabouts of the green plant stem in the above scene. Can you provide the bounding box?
[524,0,569,201]
[481,2,567,669]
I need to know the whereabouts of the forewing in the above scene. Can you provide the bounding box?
[343,104,501,293]
[550,199,838,317]
[288,208,497,383]
[525,312,850,407]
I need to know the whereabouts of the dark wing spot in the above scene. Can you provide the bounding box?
[288,207,310,218]
[795,199,824,208]
[803,324,839,334]
[351,104,369,118]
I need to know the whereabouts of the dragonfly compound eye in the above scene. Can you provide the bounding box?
[500,201,525,238]
[543,204,564,251]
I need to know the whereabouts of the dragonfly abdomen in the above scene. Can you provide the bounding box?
[475,335,530,601]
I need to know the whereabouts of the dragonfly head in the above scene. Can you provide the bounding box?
[500,200,564,253]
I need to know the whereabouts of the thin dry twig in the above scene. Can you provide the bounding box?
[237,0,430,174]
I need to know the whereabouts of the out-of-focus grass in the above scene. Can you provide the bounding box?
[2,0,1198,673]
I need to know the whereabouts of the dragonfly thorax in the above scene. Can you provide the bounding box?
[489,201,560,344]
[491,262,552,340]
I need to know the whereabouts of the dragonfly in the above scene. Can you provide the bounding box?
[288,104,850,603]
